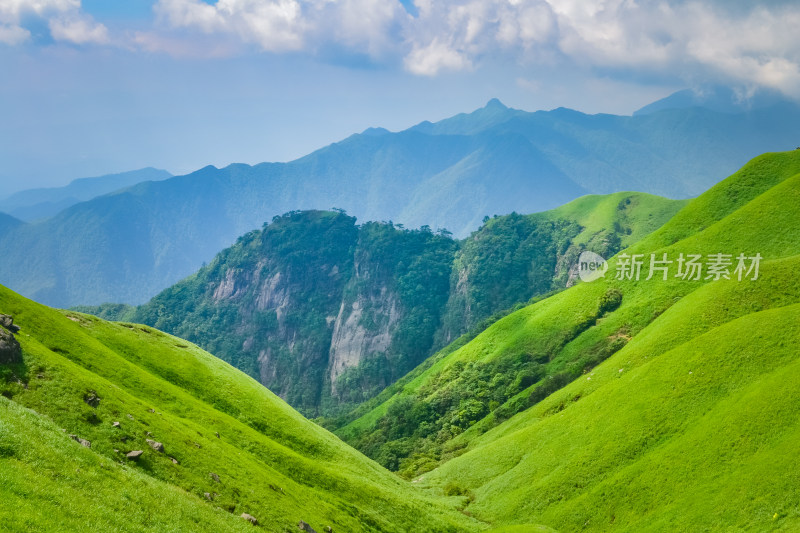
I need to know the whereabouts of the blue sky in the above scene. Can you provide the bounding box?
[2,0,799,193]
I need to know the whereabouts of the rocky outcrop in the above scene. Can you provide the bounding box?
[328,288,399,390]
[0,314,20,333]
[0,314,21,364]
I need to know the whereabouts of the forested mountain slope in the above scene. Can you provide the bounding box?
[2,92,797,307]
[99,194,682,417]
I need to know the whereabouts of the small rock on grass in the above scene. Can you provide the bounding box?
[126,450,144,460]
[146,439,164,453]
[69,435,91,448]
[241,513,258,525]
[298,521,317,532]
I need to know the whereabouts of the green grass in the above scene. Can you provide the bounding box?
[4,149,799,532]
[0,285,483,532]
[0,396,257,533]
[341,150,800,530]
[535,191,688,248]
[427,303,800,531]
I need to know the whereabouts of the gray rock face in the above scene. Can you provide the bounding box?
[328,285,399,390]
[126,450,144,460]
[0,319,22,364]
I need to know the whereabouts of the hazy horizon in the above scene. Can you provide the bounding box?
[3,0,800,193]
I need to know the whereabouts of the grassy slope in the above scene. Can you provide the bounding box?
[419,150,800,530]
[337,192,684,439]
[337,192,688,435]
[341,150,800,530]
[536,191,688,248]
[0,285,481,532]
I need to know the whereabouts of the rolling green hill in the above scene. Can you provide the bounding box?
[4,149,799,531]
[0,284,482,532]
[338,147,800,532]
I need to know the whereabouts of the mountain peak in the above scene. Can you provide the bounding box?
[485,98,507,110]
[361,126,390,137]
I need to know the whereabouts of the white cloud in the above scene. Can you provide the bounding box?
[316,0,406,58]
[155,0,306,52]
[49,14,109,44]
[0,0,80,18]
[0,23,29,44]
[4,0,800,98]
[153,0,406,57]
[0,0,108,46]
[395,0,800,95]
[405,37,471,75]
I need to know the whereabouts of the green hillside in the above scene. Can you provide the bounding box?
[85,195,681,421]
[0,284,481,532]
[339,146,800,527]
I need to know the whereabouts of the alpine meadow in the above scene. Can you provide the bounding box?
[3,1,800,531]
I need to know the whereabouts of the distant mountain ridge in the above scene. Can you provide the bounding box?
[633,85,793,116]
[1,89,799,307]
[0,167,172,221]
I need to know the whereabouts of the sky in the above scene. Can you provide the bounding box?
[2,0,800,194]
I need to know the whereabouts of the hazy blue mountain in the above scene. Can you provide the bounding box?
[0,168,172,221]
[1,89,799,307]
[633,85,792,116]
[0,213,24,237]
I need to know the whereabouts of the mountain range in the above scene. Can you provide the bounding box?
[3,149,799,531]
[1,88,799,308]
[0,167,172,222]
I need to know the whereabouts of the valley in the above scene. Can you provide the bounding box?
[3,150,800,531]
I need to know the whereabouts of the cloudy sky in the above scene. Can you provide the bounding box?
[2,0,799,193]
